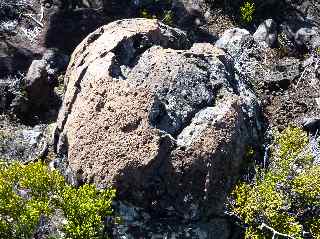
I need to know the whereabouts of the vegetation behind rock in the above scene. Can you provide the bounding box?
[231,127,320,238]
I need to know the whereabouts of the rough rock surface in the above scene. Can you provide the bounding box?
[55,18,261,224]
[253,19,277,47]
[110,201,238,239]
[294,27,320,51]
[26,48,69,110]
[215,28,251,58]
[216,26,320,130]
[0,114,53,163]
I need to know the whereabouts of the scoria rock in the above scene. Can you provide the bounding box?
[55,19,262,222]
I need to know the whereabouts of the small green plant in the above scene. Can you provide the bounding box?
[162,10,174,26]
[0,161,116,239]
[138,0,174,26]
[0,161,65,238]
[140,8,156,19]
[230,126,320,238]
[240,1,255,24]
[60,184,115,239]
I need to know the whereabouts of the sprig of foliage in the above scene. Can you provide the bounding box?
[138,0,174,26]
[240,1,255,24]
[231,126,320,238]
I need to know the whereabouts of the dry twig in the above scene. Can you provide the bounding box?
[259,223,296,239]
[22,13,44,27]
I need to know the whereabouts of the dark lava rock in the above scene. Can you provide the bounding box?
[43,8,108,54]
[26,48,69,110]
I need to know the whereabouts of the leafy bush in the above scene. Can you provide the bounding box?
[240,1,255,24]
[0,161,64,238]
[60,184,115,239]
[0,161,116,239]
[231,126,320,238]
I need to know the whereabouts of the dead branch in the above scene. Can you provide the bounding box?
[23,13,44,28]
[39,5,44,22]
[259,223,296,239]
[295,65,310,89]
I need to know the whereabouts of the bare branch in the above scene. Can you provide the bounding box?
[295,65,310,89]
[259,223,296,239]
[39,5,44,22]
[23,13,44,28]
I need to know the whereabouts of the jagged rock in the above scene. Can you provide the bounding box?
[215,28,251,58]
[253,19,278,47]
[43,8,108,54]
[112,201,235,239]
[215,26,320,131]
[303,117,320,134]
[54,19,261,236]
[26,48,68,110]
[279,13,319,53]
[295,27,320,51]
[0,115,51,163]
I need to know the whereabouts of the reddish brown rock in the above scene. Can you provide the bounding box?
[55,18,261,218]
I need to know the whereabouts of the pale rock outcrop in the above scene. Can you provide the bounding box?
[55,19,262,222]
[253,19,278,47]
[215,28,251,57]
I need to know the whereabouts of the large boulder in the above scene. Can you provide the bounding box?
[55,19,261,220]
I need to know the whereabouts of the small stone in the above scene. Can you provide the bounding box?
[302,117,320,133]
[315,98,320,109]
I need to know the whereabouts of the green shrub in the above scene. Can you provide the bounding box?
[60,184,115,239]
[240,1,255,24]
[0,161,64,238]
[0,161,116,239]
[231,126,320,238]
